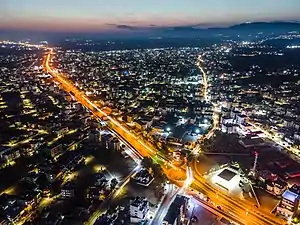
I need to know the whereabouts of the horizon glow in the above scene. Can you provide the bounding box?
[1,0,300,32]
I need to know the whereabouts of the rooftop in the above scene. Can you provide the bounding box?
[282,190,299,203]
[239,136,265,147]
[130,196,148,209]
[217,169,237,182]
[163,195,188,224]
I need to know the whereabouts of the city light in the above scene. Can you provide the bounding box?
[1,9,299,225]
[36,42,288,224]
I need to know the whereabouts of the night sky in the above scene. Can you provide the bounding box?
[1,0,300,32]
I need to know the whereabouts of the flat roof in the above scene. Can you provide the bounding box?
[217,169,237,181]
[282,190,299,203]
[163,195,188,224]
[240,137,265,146]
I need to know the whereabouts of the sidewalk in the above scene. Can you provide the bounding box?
[149,184,178,225]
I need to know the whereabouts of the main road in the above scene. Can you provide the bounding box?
[43,48,285,225]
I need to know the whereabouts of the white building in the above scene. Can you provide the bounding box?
[221,123,237,134]
[236,114,246,124]
[294,132,300,142]
[130,197,149,223]
[221,116,233,125]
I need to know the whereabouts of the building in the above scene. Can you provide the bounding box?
[0,195,27,225]
[101,133,113,149]
[3,206,24,225]
[135,119,149,130]
[221,116,233,125]
[212,168,241,192]
[266,179,287,196]
[129,197,149,223]
[236,114,247,124]
[126,113,135,123]
[0,148,21,162]
[221,123,238,134]
[49,144,63,158]
[88,129,101,143]
[231,109,240,120]
[277,190,300,218]
[39,164,60,183]
[61,181,76,199]
[239,136,266,148]
[86,187,101,201]
[163,195,188,225]
[132,169,154,187]
[56,127,69,137]
[294,132,300,142]
[17,190,42,208]
[108,138,121,151]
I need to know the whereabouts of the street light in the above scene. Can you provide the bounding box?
[166,127,171,132]
[195,129,200,134]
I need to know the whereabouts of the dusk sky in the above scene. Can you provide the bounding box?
[1,0,300,32]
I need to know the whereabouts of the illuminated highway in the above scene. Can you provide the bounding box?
[197,55,208,101]
[43,48,286,225]
[192,56,219,154]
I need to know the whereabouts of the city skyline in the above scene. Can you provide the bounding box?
[1,0,300,32]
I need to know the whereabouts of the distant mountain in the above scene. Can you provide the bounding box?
[154,21,300,38]
[228,21,300,31]
[1,21,300,41]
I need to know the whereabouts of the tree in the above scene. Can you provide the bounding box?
[154,184,165,200]
[152,164,166,183]
[214,130,222,137]
[141,157,167,187]
[141,157,153,169]
[201,139,211,152]
[153,166,166,201]
[36,173,49,190]
[110,178,118,189]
